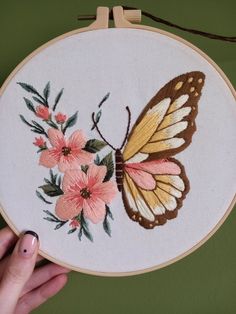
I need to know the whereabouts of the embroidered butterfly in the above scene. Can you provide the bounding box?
[92,71,205,229]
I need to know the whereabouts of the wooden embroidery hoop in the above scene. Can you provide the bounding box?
[0,6,235,277]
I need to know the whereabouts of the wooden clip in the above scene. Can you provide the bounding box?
[113,6,142,28]
[87,7,109,30]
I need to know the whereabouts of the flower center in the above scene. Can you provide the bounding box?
[62,146,71,156]
[80,188,91,199]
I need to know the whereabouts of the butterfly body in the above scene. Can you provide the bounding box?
[115,149,124,191]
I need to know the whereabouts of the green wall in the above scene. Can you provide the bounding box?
[0,1,236,313]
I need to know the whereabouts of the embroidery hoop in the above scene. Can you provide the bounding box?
[0,6,235,276]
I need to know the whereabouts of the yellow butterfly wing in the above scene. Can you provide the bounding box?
[121,71,205,228]
[123,71,205,162]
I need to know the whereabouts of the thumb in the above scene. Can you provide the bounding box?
[0,231,39,314]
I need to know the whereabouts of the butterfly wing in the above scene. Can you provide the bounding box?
[123,71,205,162]
[122,158,189,229]
[121,71,205,228]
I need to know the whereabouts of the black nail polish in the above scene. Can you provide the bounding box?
[24,230,39,241]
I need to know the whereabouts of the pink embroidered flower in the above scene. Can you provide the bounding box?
[55,112,67,124]
[55,164,117,223]
[39,128,93,172]
[69,218,80,228]
[33,136,45,148]
[36,105,50,120]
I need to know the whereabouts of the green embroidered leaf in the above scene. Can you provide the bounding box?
[20,116,48,137]
[32,96,45,105]
[44,217,58,222]
[84,139,107,153]
[78,227,83,241]
[43,81,50,101]
[53,88,64,111]
[94,155,101,165]
[39,183,63,197]
[24,97,36,113]
[43,210,68,229]
[43,210,58,221]
[91,93,110,130]
[44,178,51,184]
[43,210,59,221]
[78,212,93,242]
[103,215,111,237]
[19,114,34,127]
[17,82,39,94]
[17,82,47,106]
[49,169,55,182]
[57,176,62,188]
[46,120,58,129]
[99,152,114,182]
[37,147,47,153]
[31,128,48,138]
[68,228,77,234]
[98,92,110,108]
[91,110,102,130]
[36,190,52,204]
[30,121,48,137]
[54,221,67,230]
[82,227,93,242]
[62,111,78,134]
[106,205,114,220]
[103,205,113,237]
[32,120,45,131]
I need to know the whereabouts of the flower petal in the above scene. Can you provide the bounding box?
[92,181,117,203]
[39,148,60,168]
[48,128,65,147]
[83,197,106,224]
[68,130,86,149]
[72,149,94,165]
[58,151,93,172]
[55,192,82,220]
[87,164,107,187]
[62,169,88,193]
[58,155,79,172]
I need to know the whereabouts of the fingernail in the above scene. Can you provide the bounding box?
[18,231,39,258]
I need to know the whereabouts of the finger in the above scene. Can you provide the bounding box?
[0,254,44,280]
[15,273,68,314]
[0,230,39,314]
[21,263,70,297]
[0,227,18,259]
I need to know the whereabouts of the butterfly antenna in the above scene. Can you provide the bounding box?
[120,106,131,150]
[91,112,116,150]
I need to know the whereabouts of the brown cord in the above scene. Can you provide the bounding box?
[78,6,236,43]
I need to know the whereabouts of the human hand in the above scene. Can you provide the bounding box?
[0,227,70,314]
